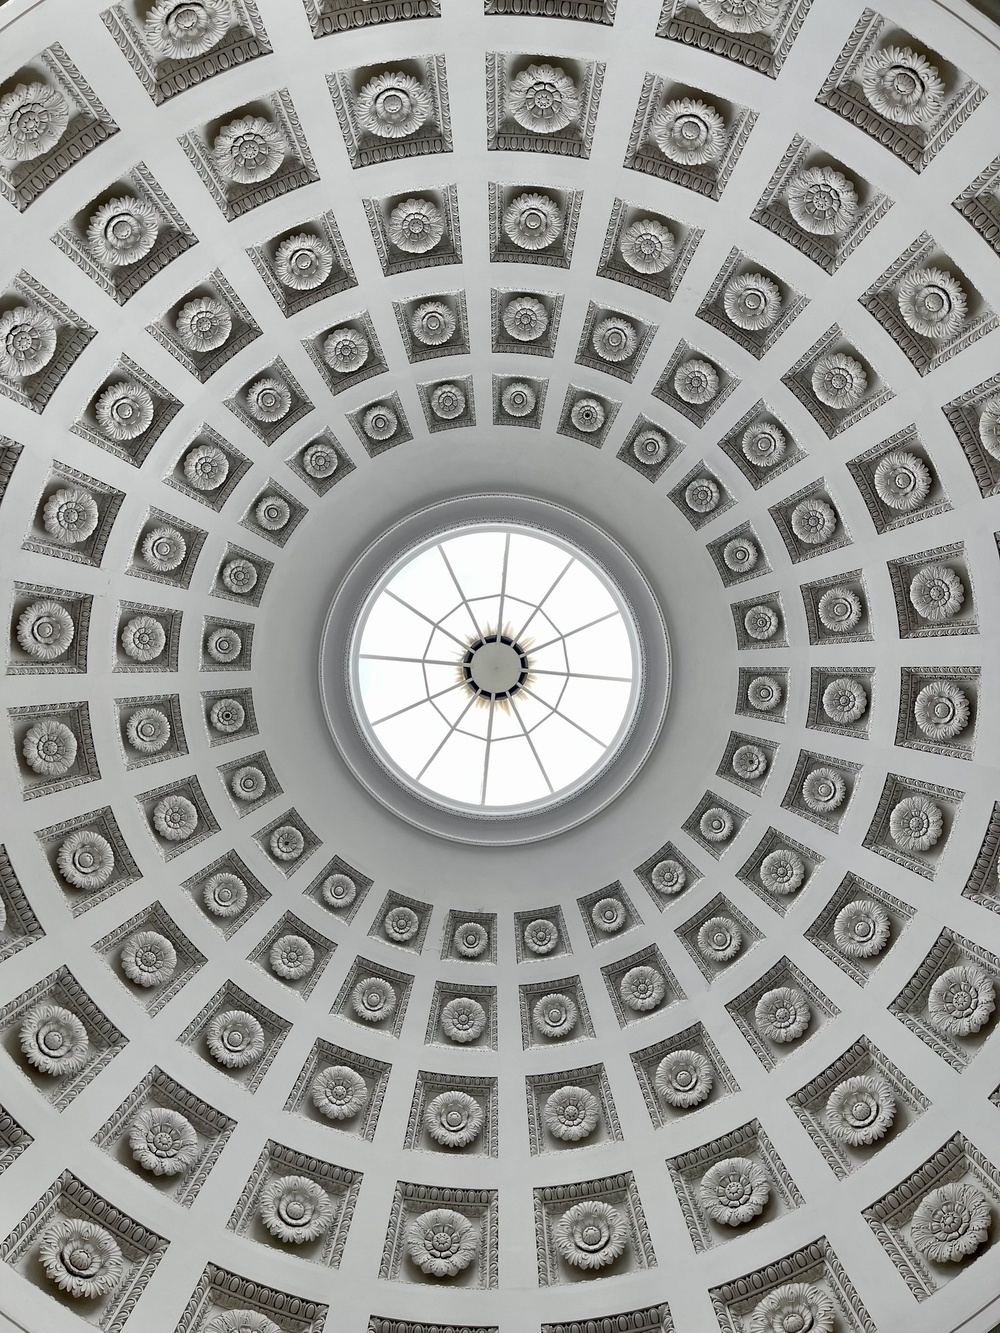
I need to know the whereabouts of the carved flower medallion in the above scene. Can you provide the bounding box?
[128,1106,199,1174]
[425,1090,484,1147]
[214,116,286,185]
[0,307,57,379]
[655,1049,713,1107]
[311,1065,368,1120]
[356,71,431,139]
[699,1156,770,1225]
[22,718,77,776]
[87,197,159,268]
[0,82,69,161]
[553,1200,628,1268]
[39,1220,122,1298]
[259,1175,334,1244]
[206,1009,264,1067]
[508,64,580,134]
[503,192,563,250]
[754,986,811,1042]
[405,1208,478,1277]
[860,46,945,125]
[652,98,726,166]
[532,992,578,1039]
[387,197,444,254]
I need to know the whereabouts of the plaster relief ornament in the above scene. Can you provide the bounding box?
[454,922,488,958]
[207,1315,280,1333]
[206,626,241,663]
[323,326,369,374]
[20,1004,89,1075]
[760,848,806,894]
[685,477,720,513]
[0,307,56,380]
[732,743,767,780]
[221,557,258,595]
[533,992,578,1039]
[96,383,155,443]
[823,677,868,725]
[801,767,847,814]
[87,198,159,272]
[554,1200,628,1270]
[214,116,286,185]
[275,233,334,291]
[128,1107,198,1175]
[698,916,743,963]
[742,420,787,468]
[302,441,338,479]
[674,358,719,405]
[184,442,229,490]
[699,0,779,32]
[269,824,304,861]
[411,300,456,345]
[176,296,232,353]
[749,1283,835,1333]
[978,395,1000,460]
[406,1208,478,1277]
[817,587,863,634]
[620,217,675,274]
[652,98,726,166]
[269,934,314,980]
[825,1073,896,1146]
[260,1175,334,1244]
[430,383,466,420]
[351,976,397,1023]
[502,381,536,417]
[22,718,77,776]
[121,930,177,986]
[910,1182,992,1263]
[145,0,232,60]
[747,675,782,711]
[57,830,114,890]
[592,315,638,362]
[909,564,965,622]
[441,996,487,1043]
[620,964,666,1012]
[898,267,967,341]
[356,71,431,140]
[0,82,68,161]
[142,526,187,572]
[425,1090,484,1147]
[699,1157,770,1226]
[745,604,779,641]
[570,397,605,433]
[203,871,248,918]
[811,353,867,409]
[388,197,444,254]
[724,537,759,574]
[860,46,945,126]
[210,696,244,731]
[42,487,98,545]
[791,497,838,545]
[245,377,291,423]
[633,429,669,466]
[786,167,858,236]
[756,986,812,1042]
[651,858,686,894]
[256,494,290,531]
[914,680,970,741]
[724,272,782,331]
[384,905,419,943]
[833,899,891,959]
[700,807,735,842]
[889,793,943,852]
[503,191,563,251]
[17,600,74,661]
[206,1009,264,1068]
[152,793,198,841]
[592,896,626,933]
[39,1220,122,1299]
[311,1064,368,1120]
[363,403,398,441]
[927,964,996,1037]
[873,450,932,512]
[524,917,558,954]
[503,295,548,342]
[655,1048,714,1107]
[508,63,580,134]
[321,873,357,909]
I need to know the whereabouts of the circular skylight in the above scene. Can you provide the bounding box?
[349,524,642,814]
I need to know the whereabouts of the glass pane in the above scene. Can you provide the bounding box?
[374,701,450,777]
[360,596,434,658]
[484,733,550,804]
[419,729,487,804]
[387,544,463,622]
[440,531,508,602]
[358,658,429,724]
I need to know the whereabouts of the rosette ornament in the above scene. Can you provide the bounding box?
[144,0,232,60]
[22,718,77,776]
[454,922,488,958]
[685,477,720,513]
[699,0,778,33]
[697,916,743,963]
[0,306,56,379]
[121,930,177,986]
[96,383,155,441]
[87,197,159,269]
[700,807,735,842]
[620,217,675,274]
[760,849,806,894]
[592,315,638,362]
[275,233,334,291]
[20,1004,89,1075]
[897,267,967,341]
[410,300,456,345]
[17,600,75,661]
[270,826,304,861]
[825,1074,896,1146]
[0,82,69,162]
[142,526,187,572]
[351,976,397,1023]
[811,352,867,409]
[39,1220,123,1299]
[430,384,466,420]
[302,441,338,479]
[699,1157,770,1226]
[441,996,487,1044]
[633,429,669,466]
[384,905,419,943]
[744,604,779,641]
[184,442,229,490]
[914,680,970,741]
[406,1208,479,1277]
[723,272,782,331]
[860,46,945,125]
[245,377,291,423]
[321,873,357,909]
[387,197,444,254]
[801,767,847,814]
[57,830,115,890]
[732,742,767,779]
[508,63,580,134]
[652,98,726,165]
[620,965,666,1012]
[749,1284,835,1333]
[524,918,558,954]
[503,192,563,251]
[210,698,244,734]
[570,397,605,434]
[323,326,369,374]
[909,564,965,622]
[833,900,890,959]
[979,395,1000,460]
[651,859,686,894]
[874,450,931,511]
[425,1090,484,1148]
[533,992,578,1039]
[269,935,314,980]
[356,71,431,139]
[152,793,198,841]
[207,1315,279,1333]
[176,297,232,353]
[206,626,241,663]
[786,167,858,236]
[927,964,996,1037]
[591,896,626,933]
[363,404,398,441]
[822,677,868,727]
[206,1010,265,1068]
[311,1065,369,1121]
[817,587,863,634]
[889,794,943,851]
[543,1085,600,1142]
[203,872,248,918]
[260,1175,334,1244]
[222,558,258,595]
[790,497,838,545]
[755,986,811,1042]
[553,1201,628,1270]
[128,1107,199,1175]
[910,1183,992,1263]
[502,381,536,417]
[214,116,286,185]
[43,487,98,545]
[747,675,782,711]
[674,358,719,405]
[655,1049,713,1107]
[742,419,787,468]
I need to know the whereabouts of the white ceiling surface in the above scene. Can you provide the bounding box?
[0,0,998,1329]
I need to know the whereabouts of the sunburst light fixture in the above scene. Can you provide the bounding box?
[457,624,536,706]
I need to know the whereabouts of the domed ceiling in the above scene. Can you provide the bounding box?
[1,0,1000,1330]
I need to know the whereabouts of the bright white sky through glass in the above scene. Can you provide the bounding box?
[353,528,637,810]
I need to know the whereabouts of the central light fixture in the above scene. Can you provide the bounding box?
[460,628,532,702]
